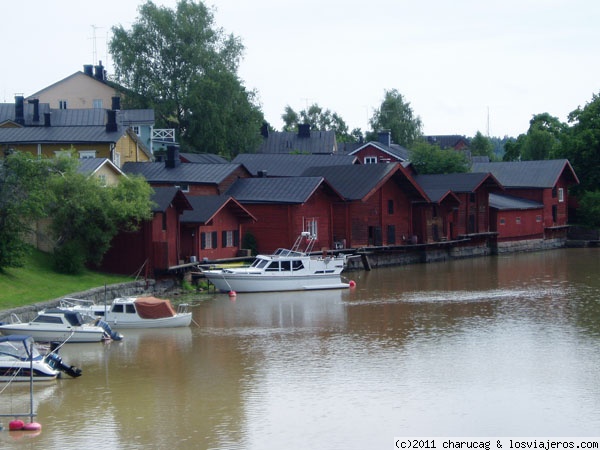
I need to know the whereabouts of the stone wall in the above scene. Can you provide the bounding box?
[0,279,177,323]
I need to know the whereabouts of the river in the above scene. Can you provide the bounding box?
[1,248,600,449]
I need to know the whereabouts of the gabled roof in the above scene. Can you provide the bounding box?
[0,125,126,144]
[347,141,410,162]
[471,160,580,188]
[151,187,192,213]
[489,193,543,211]
[122,162,244,184]
[256,130,336,154]
[179,152,229,164]
[226,176,333,204]
[77,157,124,177]
[180,195,256,224]
[302,162,429,202]
[425,135,470,149]
[27,70,117,99]
[232,153,357,177]
[414,172,503,194]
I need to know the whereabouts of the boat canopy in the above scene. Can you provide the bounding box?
[134,297,177,319]
[0,335,43,361]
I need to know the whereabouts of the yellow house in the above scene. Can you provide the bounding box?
[26,62,120,110]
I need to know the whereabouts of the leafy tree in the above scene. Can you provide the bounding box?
[502,113,566,161]
[409,140,470,174]
[281,103,355,142]
[110,0,263,158]
[470,131,494,159]
[368,89,423,147]
[0,152,60,268]
[48,172,153,274]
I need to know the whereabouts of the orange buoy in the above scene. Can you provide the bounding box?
[9,420,25,431]
[349,280,356,288]
[22,422,42,431]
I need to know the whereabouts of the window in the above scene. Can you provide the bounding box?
[98,175,107,186]
[536,215,542,222]
[292,260,304,271]
[558,188,564,202]
[280,260,291,271]
[364,156,377,164]
[516,217,521,225]
[59,100,68,109]
[499,218,505,226]
[266,261,279,271]
[175,184,190,193]
[79,150,97,159]
[201,231,218,249]
[132,126,141,136]
[305,218,318,239]
[387,199,394,215]
[92,99,103,109]
[221,230,239,248]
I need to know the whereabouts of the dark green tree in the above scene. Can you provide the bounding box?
[368,89,423,147]
[110,0,263,158]
[281,103,355,142]
[502,113,566,161]
[470,131,494,159]
[409,140,470,174]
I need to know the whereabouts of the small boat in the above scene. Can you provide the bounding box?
[59,296,192,329]
[0,309,122,343]
[201,232,350,293]
[0,335,82,382]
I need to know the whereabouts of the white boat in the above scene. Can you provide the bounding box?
[59,296,192,329]
[202,232,350,292]
[0,309,121,343]
[0,335,82,382]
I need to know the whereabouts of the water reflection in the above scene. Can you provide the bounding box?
[2,249,600,449]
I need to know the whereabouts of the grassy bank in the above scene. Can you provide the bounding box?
[0,249,133,309]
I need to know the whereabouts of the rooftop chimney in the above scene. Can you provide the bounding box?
[14,95,25,125]
[378,130,391,147]
[83,64,94,76]
[106,110,117,132]
[165,146,181,169]
[94,61,105,81]
[44,112,51,127]
[298,123,311,138]
[28,99,40,122]
[260,122,269,138]
[111,96,121,111]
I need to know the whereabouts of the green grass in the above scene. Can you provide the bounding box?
[0,249,133,309]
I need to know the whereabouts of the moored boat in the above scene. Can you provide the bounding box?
[201,232,350,293]
[59,296,192,329]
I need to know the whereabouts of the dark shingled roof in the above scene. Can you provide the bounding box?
[226,177,326,203]
[77,157,123,176]
[0,125,125,144]
[256,130,337,154]
[123,162,242,184]
[180,153,229,164]
[471,159,579,188]
[414,172,502,194]
[347,141,411,162]
[151,187,192,213]
[232,153,357,177]
[301,163,420,201]
[180,195,255,223]
[489,193,543,210]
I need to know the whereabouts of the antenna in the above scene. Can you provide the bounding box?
[90,25,104,64]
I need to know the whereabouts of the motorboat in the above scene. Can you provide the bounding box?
[0,309,122,343]
[58,296,192,329]
[201,232,351,292]
[0,335,82,382]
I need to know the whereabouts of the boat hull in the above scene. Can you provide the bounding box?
[0,325,105,343]
[0,365,58,382]
[203,272,349,293]
[99,313,193,329]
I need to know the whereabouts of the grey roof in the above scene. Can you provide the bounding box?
[489,193,543,211]
[414,172,501,194]
[425,135,470,149]
[117,109,154,125]
[123,162,242,184]
[0,125,125,144]
[302,163,405,201]
[226,177,325,203]
[232,153,357,177]
[471,160,579,188]
[77,157,123,176]
[180,153,229,164]
[257,130,337,154]
[181,195,254,223]
[151,187,192,213]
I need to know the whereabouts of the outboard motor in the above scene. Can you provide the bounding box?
[45,352,83,378]
[96,319,124,341]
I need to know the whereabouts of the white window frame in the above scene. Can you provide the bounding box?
[92,99,103,109]
[364,156,377,164]
[558,188,564,202]
[305,218,318,239]
[79,150,97,159]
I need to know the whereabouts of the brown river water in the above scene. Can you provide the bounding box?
[1,248,600,449]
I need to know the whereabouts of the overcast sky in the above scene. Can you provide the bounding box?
[3,0,599,138]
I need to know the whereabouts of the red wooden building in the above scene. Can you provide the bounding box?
[489,193,545,242]
[99,187,192,277]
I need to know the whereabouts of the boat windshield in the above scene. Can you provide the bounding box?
[251,259,269,269]
[273,248,303,257]
[0,337,41,361]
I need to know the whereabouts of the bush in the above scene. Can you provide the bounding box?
[53,241,86,274]
[578,191,600,228]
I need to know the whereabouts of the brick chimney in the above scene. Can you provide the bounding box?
[165,146,181,169]
[106,110,117,132]
[298,123,311,138]
[14,95,25,125]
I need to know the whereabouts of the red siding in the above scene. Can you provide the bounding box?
[492,208,544,241]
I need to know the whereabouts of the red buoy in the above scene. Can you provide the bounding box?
[22,422,42,431]
[349,280,356,288]
[228,290,237,297]
[9,420,25,431]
